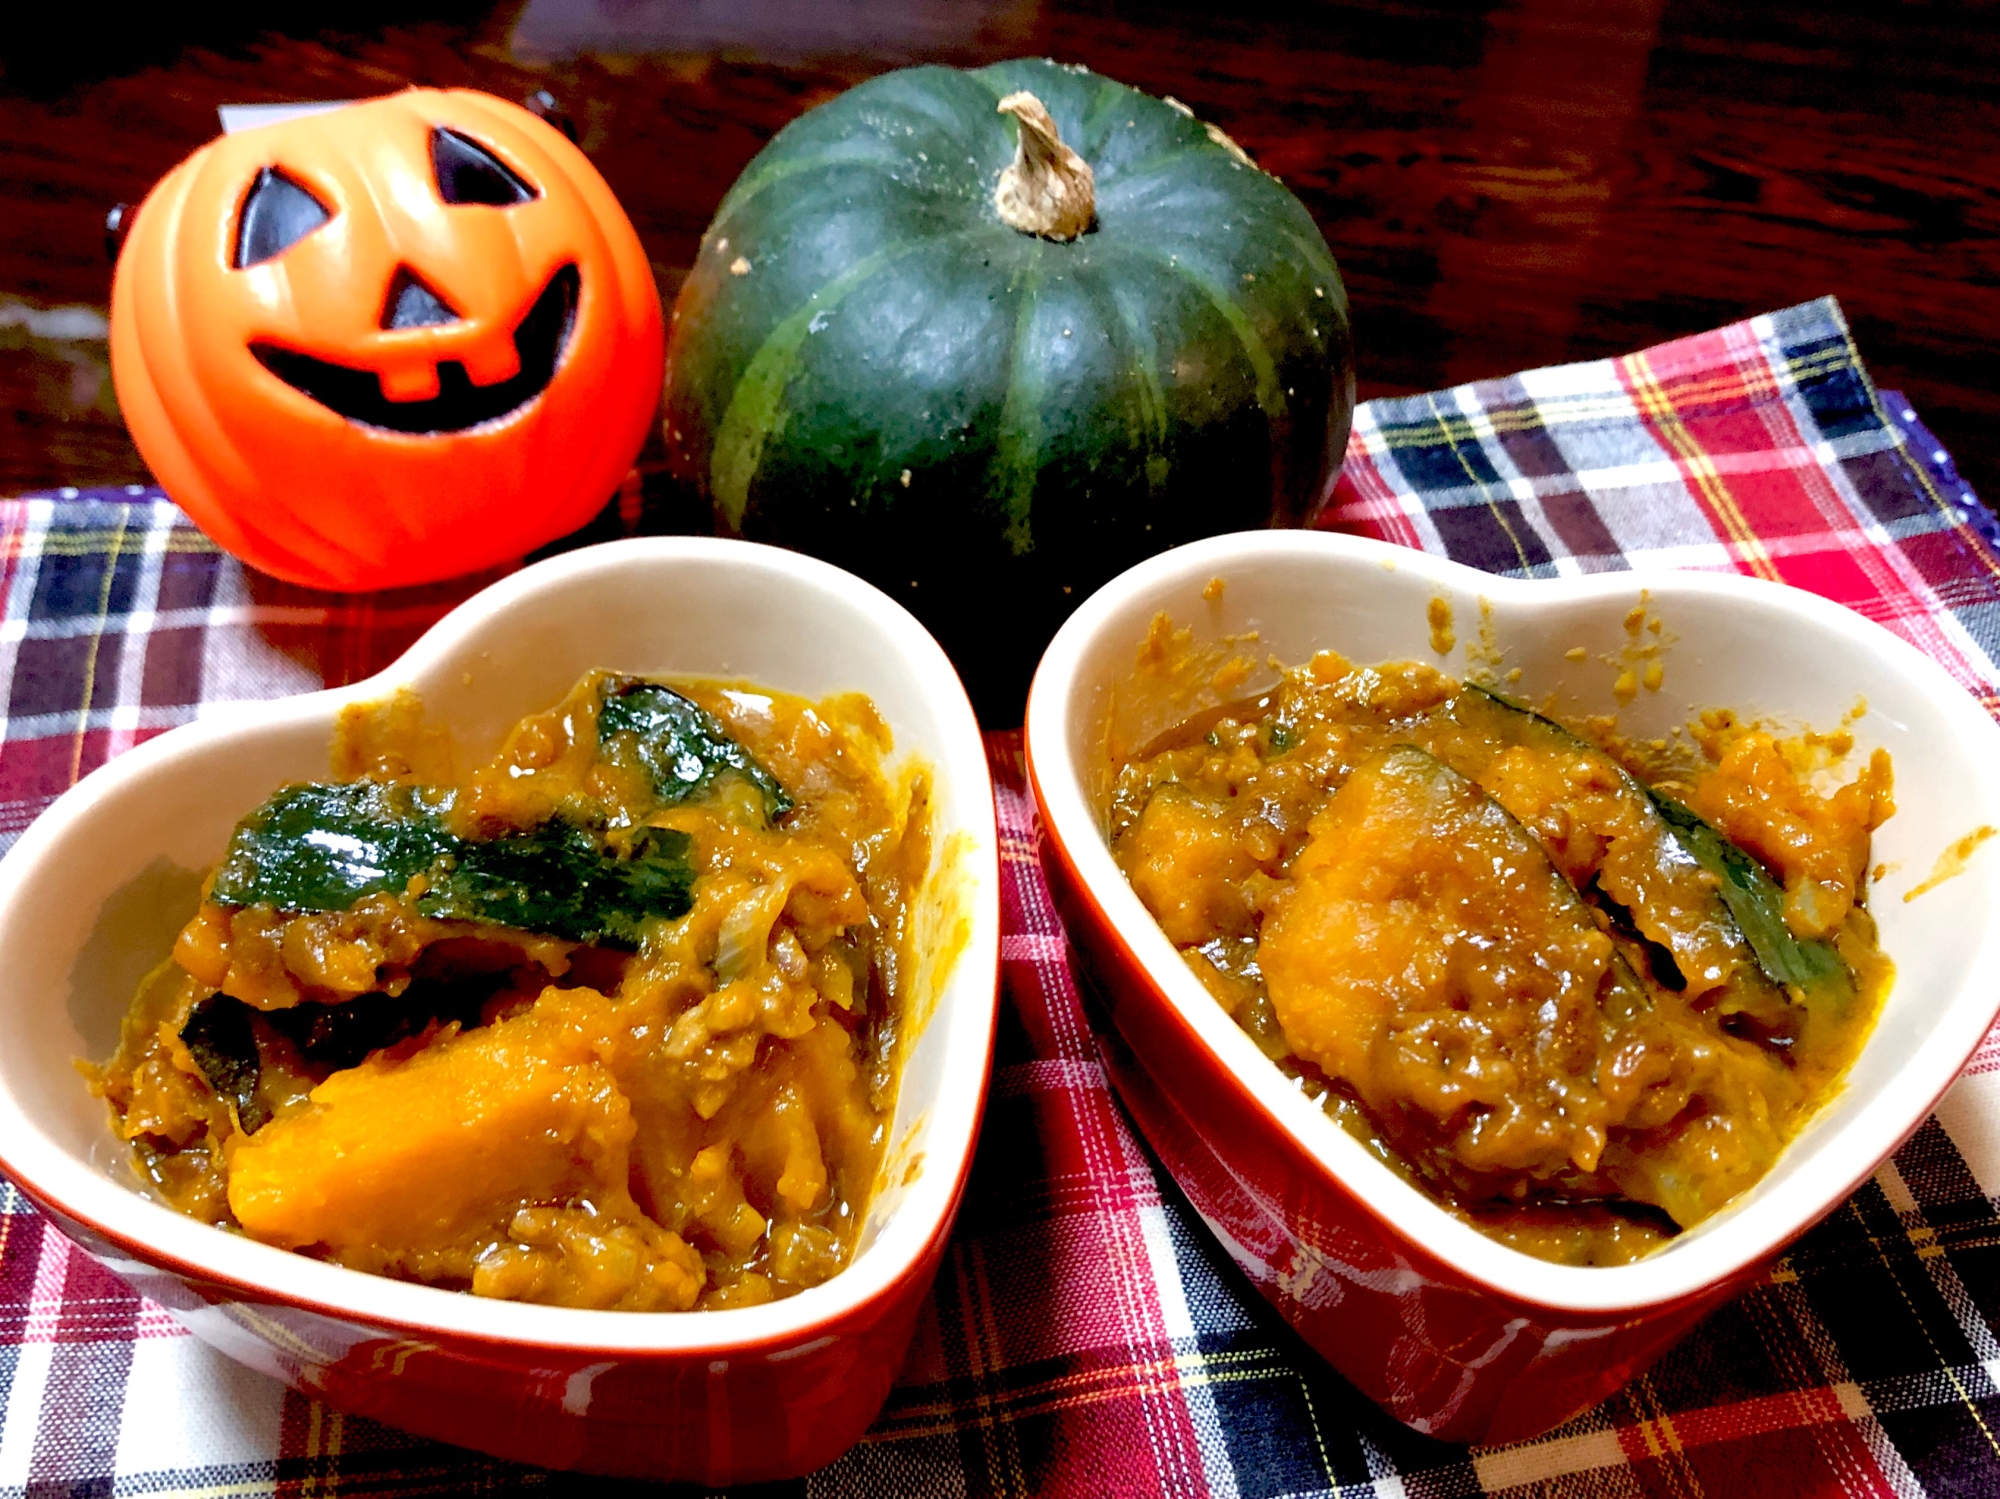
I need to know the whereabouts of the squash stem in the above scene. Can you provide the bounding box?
[993,91,1095,241]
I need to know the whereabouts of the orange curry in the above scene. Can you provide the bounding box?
[1109,648,1894,1265]
[90,671,929,1310]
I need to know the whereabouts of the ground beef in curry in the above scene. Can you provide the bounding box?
[89,671,928,1310]
[1109,648,1894,1266]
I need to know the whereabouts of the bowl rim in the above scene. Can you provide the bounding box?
[1024,527,2000,1317]
[0,536,1003,1356]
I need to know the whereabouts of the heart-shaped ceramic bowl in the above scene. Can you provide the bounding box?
[0,537,1001,1483]
[1024,529,2000,1445]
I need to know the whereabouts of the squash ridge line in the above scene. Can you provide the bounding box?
[965,64,1012,103]
[1104,278,1170,463]
[995,256,1046,558]
[1099,144,1241,186]
[712,148,963,229]
[1081,76,1132,138]
[1124,243,1285,422]
[1273,223,1345,298]
[708,228,991,528]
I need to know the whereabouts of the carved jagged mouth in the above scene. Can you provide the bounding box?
[251,265,579,435]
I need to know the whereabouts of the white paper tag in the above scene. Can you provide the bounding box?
[217,101,353,135]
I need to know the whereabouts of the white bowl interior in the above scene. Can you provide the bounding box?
[0,538,999,1351]
[1030,530,2000,1313]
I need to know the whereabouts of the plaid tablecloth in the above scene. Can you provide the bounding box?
[4,295,2000,1497]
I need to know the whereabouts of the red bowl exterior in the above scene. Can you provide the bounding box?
[27,1178,962,1483]
[0,538,1003,1483]
[1025,748,1764,1447]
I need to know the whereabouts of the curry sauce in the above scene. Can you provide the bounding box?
[89,671,929,1310]
[1109,649,1894,1266]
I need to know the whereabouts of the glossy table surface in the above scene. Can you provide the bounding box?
[2,0,1995,504]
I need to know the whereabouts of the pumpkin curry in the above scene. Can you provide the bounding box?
[1109,649,1894,1266]
[89,671,929,1310]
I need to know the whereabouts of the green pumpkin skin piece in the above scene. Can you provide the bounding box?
[664,58,1354,722]
[206,678,802,947]
[210,781,696,949]
[597,677,794,822]
[1261,746,1656,1193]
[1453,684,1854,1026]
[179,993,268,1133]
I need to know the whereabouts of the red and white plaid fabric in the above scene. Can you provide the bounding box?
[2,296,1998,1496]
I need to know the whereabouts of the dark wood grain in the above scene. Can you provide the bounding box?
[2,0,1995,502]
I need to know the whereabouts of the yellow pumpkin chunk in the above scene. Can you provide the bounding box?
[229,988,636,1256]
[1108,646,1895,1266]
[1262,747,1637,1182]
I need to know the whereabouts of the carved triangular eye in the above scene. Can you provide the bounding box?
[431,128,536,206]
[382,268,460,330]
[234,169,330,268]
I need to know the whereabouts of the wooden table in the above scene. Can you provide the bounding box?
[3,0,1995,502]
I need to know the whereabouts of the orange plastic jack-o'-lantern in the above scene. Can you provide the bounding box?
[110,89,663,591]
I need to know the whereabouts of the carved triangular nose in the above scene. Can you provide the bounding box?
[383,269,460,330]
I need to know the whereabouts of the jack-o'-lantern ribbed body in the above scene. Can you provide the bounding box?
[111,88,663,591]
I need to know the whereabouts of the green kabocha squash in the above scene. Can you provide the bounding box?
[663,58,1354,722]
